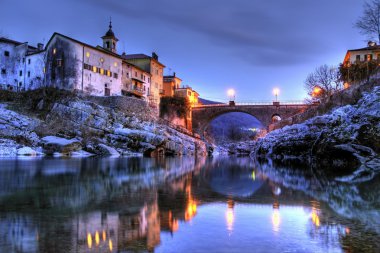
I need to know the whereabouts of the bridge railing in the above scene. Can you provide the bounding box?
[193,100,308,108]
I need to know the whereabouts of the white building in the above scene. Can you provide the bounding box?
[0,37,44,91]
[0,22,161,104]
[343,41,380,65]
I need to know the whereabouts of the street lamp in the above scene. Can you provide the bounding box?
[273,88,280,102]
[227,89,235,106]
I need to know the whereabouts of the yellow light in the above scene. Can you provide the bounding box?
[311,210,320,227]
[100,68,105,75]
[273,88,280,96]
[226,208,234,231]
[102,230,106,241]
[92,66,97,73]
[114,62,118,67]
[95,231,100,246]
[251,171,256,181]
[109,239,113,251]
[87,233,92,249]
[227,89,235,97]
[272,209,280,232]
[86,52,90,58]
[53,48,56,55]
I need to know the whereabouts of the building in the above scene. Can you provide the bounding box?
[175,85,199,107]
[123,53,165,108]
[0,37,45,91]
[1,22,161,106]
[343,41,380,65]
[163,72,182,97]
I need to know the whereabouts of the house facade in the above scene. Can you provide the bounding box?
[0,37,45,91]
[123,53,165,108]
[343,41,380,65]
[175,85,199,107]
[163,73,182,97]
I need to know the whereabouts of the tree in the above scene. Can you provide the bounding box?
[355,0,380,43]
[304,65,342,99]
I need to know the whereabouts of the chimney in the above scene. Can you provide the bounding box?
[173,72,176,77]
[368,41,376,47]
[152,52,158,60]
[37,43,44,51]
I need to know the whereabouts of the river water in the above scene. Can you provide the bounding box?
[0,156,379,253]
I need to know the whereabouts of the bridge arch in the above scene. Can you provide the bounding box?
[192,104,310,139]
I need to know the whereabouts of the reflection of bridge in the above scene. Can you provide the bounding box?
[192,101,314,137]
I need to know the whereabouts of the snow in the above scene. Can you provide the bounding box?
[17,147,42,156]
[41,136,80,146]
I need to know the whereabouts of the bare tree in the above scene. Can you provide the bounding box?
[304,65,342,99]
[355,0,380,43]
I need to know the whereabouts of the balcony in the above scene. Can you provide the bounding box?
[122,86,145,98]
[159,89,165,95]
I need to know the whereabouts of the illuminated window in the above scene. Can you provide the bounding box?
[43,67,46,73]
[86,52,90,58]
[92,66,97,73]
[100,58,104,62]
[100,68,104,75]
[114,62,118,67]
[53,48,56,55]
[107,70,111,77]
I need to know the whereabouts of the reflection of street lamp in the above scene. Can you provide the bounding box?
[227,89,235,106]
[273,88,280,102]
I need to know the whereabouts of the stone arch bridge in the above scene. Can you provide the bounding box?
[191,102,313,137]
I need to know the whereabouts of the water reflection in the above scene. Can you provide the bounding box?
[0,156,379,253]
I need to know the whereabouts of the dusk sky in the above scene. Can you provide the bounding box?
[0,0,367,101]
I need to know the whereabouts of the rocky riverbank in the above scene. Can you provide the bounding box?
[0,89,210,157]
[222,84,380,179]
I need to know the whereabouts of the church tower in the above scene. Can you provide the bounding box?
[102,19,118,53]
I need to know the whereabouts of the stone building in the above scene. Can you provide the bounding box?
[175,85,199,107]
[0,37,45,91]
[123,53,165,108]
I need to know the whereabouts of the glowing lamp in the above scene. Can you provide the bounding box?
[227,89,235,97]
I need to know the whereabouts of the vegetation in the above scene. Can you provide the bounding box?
[304,65,342,100]
[159,96,190,119]
[339,60,379,83]
[355,0,380,43]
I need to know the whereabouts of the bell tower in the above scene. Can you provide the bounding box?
[102,19,118,53]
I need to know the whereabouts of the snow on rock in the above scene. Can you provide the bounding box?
[94,144,120,157]
[17,147,42,156]
[41,136,82,155]
[0,139,19,157]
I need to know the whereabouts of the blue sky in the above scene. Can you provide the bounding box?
[0,0,367,101]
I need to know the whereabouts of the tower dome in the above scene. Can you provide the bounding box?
[102,19,118,53]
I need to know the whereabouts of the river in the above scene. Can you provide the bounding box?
[0,156,379,253]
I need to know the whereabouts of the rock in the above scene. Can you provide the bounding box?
[17,147,40,156]
[41,136,82,155]
[94,144,120,157]
[0,139,18,157]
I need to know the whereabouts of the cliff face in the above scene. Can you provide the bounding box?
[252,85,380,178]
[0,90,209,157]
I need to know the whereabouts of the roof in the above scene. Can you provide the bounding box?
[101,21,118,41]
[0,37,37,50]
[124,53,166,67]
[163,75,182,81]
[347,45,380,52]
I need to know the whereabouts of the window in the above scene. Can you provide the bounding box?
[141,73,143,79]
[86,52,90,58]
[28,71,30,77]
[367,54,373,61]
[4,51,9,57]
[53,48,56,55]
[83,63,91,70]
[97,68,101,74]
[188,91,191,96]
[1,69,6,75]
[56,59,62,67]
[356,55,361,61]
[114,62,118,67]
[148,77,150,83]
[100,68,105,75]
[92,66,97,73]
[19,70,22,76]
[107,70,111,77]
[19,82,22,86]
[100,58,104,63]
[28,59,31,64]
[106,41,110,48]
[22,58,25,63]
[135,71,137,77]
[126,72,129,78]
[113,73,118,79]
